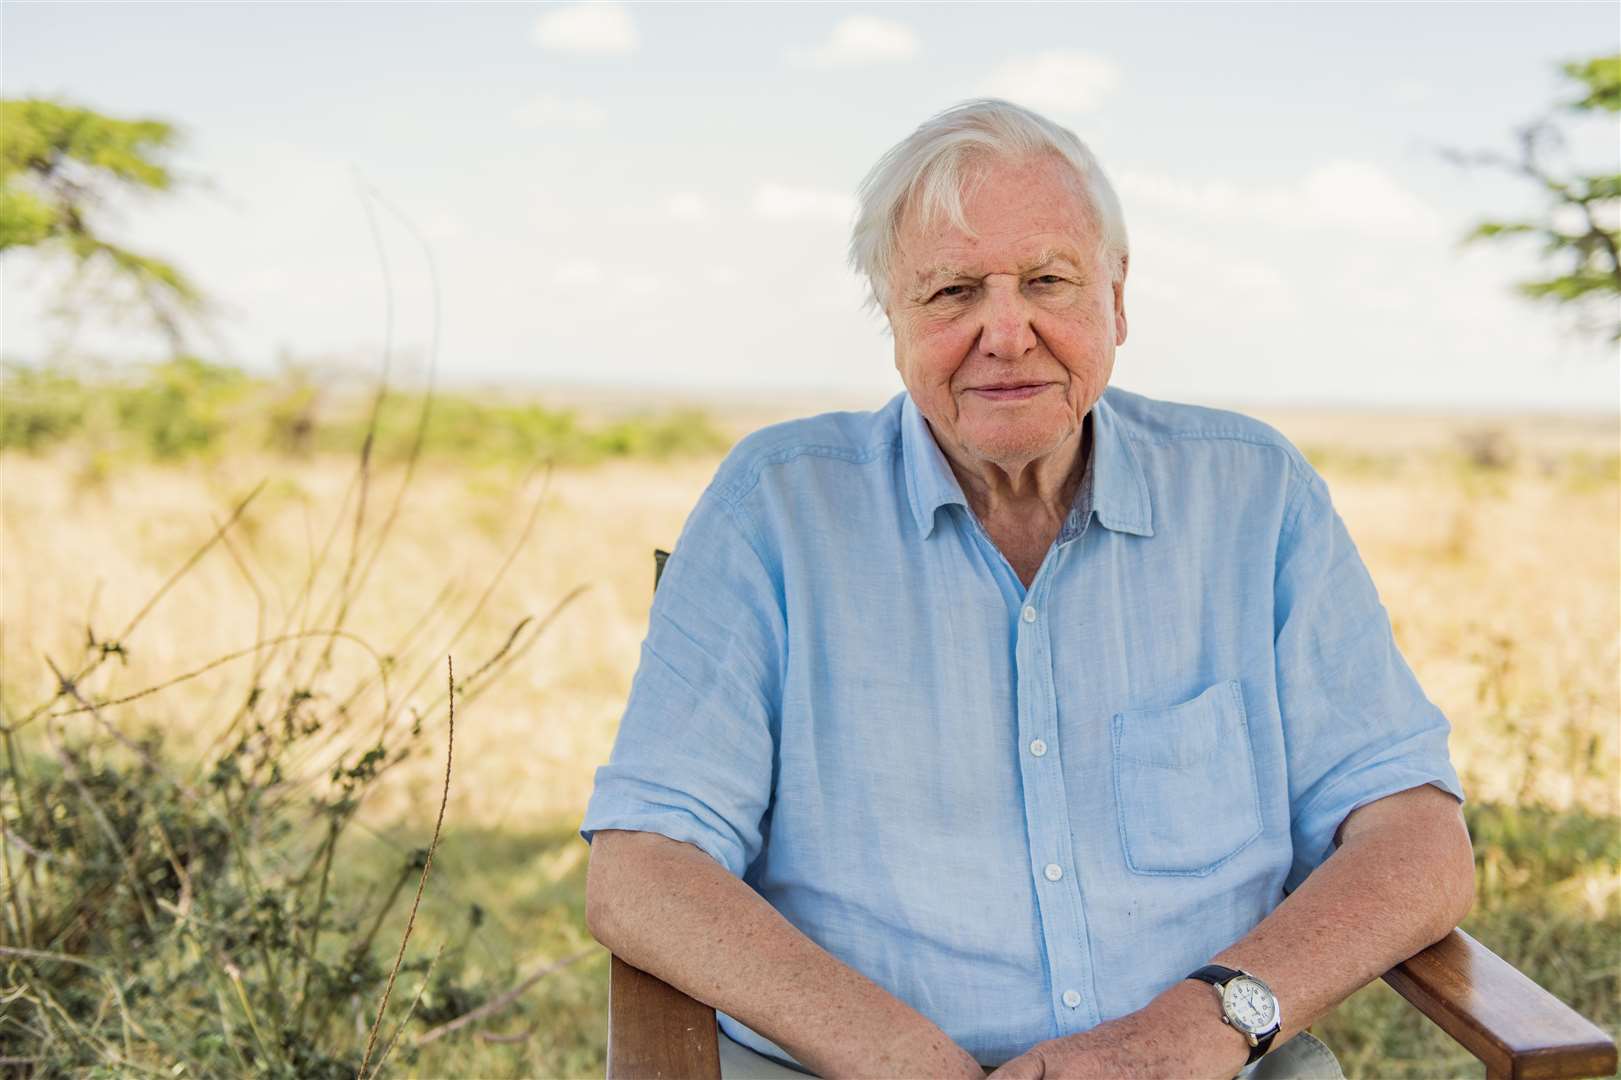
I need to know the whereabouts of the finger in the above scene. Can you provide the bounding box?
[988,1052,1044,1080]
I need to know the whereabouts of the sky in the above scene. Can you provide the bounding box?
[3,1,1618,411]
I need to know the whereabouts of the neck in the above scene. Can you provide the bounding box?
[937,412,1092,526]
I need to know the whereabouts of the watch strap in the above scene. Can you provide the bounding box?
[1248,1028,1278,1065]
[1187,963,1243,986]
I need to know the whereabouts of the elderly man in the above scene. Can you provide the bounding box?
[580,99,1475,1079]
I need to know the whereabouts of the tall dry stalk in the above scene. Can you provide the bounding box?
[358,656,454,1080]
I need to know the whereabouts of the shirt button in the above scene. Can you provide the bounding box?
[1062,989,1082,1009]
[1021,605,1037,623]
[1029,738,1048,757]
[1043,863,1063,881]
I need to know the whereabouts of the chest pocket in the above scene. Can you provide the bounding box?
[1111,679,1263,876]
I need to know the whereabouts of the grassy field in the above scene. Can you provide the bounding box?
[2,373,1616,1077]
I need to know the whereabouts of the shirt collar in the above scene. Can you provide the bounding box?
[900,389,1154,541]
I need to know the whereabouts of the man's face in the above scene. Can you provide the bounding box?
[886,154,1127,475]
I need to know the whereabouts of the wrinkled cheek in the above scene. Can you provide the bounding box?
[918,356,964,392]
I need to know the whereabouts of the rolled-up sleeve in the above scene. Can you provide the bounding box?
[579,485,784,879]
[1274,465,1465,893]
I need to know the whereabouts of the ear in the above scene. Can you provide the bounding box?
[1112,254,1129,347]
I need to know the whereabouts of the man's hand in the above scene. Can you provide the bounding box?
[987,1027,1135,1080]
[988,982,1246,1080]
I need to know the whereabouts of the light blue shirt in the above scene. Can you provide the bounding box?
[580,387,1463,1070]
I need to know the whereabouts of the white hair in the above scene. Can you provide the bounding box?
[848,98,1130,311]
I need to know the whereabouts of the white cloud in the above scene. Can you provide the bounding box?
[1116,160,1439,236]
[514,94,606,129]
[665,192,712,222]
[1390,79,1439,106]
[624,273,666,298]
[524,188,571,231]
[751,183,855,223]
[422,211,465,241]
[552,259,603,285]
[1127,218,1297,317]
[532,2,637,56]
[804,15,919,66]
[977,50,1119,114]
[1294,161,1438,233]
[547,260,666,297]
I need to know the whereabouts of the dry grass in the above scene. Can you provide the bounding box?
[4,402,1614,828]
[1,447,720,834]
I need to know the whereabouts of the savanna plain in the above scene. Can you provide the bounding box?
[2,365,1617,1078]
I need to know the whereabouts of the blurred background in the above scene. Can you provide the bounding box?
[1,4,1616,1078]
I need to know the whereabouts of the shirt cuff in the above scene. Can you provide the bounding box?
[1287,766,1465,892]
[578,809,746,879]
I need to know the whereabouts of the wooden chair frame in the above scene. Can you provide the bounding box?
[603,550,1617,1080]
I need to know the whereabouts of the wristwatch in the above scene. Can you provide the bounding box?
[1186,964,1281,1065]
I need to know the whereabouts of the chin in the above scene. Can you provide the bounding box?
[965,424,1069,465]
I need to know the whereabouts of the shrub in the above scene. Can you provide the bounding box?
[1,376,590,1074]
[0,357,733,466]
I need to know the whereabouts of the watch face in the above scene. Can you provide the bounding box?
[1222,976,1278,1035]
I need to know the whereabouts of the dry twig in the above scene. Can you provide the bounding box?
[357,656,454,1080]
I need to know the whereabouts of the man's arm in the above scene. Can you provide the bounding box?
[586,828,986,1079]
[990,782,1476,1079]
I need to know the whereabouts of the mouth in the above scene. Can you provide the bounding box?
[968,383,1051,401]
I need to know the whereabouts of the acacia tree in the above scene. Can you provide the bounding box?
[1451,54,1621,344]
[1,97,208,353]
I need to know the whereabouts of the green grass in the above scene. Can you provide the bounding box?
[0,356,732,466]
[357,823,609,1079]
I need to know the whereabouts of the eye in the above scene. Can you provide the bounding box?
[1029,274,1067,287]
[930,284,972,302]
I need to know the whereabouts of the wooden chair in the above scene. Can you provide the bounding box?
[604,550,1618,1080]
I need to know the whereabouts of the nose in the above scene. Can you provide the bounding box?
[976,278,1037,360]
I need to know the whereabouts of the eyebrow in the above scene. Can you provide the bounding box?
[910,248,1086,294]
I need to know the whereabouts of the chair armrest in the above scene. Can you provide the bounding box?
[1382,928,1617,1080]
[604,551,722,1079]
[607,953,721,1079]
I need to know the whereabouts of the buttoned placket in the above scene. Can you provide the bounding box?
[964,507,1102,1034]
